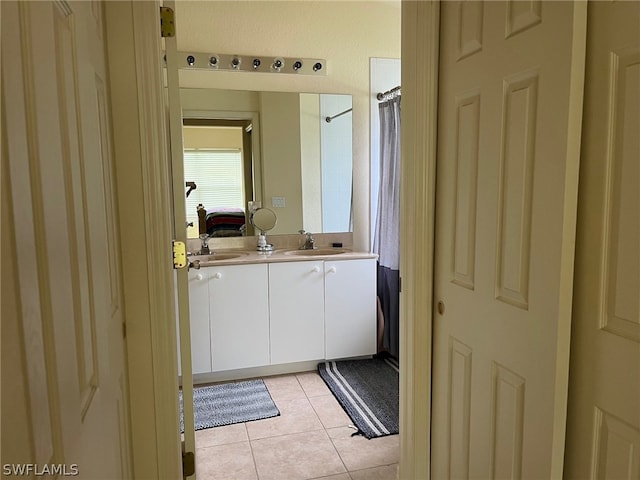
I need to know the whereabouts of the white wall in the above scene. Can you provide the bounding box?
[260,92,304,234]
[183,126,243,150]
[174,1,401,251]
[300,94,323,233]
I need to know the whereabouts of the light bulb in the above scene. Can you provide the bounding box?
[272,57,284,72]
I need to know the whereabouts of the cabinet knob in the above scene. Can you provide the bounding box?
[328,266,337,274]
[312,266,320,273]
[195,273,204,281]
[213,272,222,279]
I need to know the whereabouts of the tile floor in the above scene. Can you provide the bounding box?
[193,372,399,480]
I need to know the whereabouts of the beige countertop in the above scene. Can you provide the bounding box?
[188,247,377,268]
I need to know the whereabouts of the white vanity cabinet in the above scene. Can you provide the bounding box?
[324,259,377,359]
[209,264,270,372]
[188,269,212,375]
[269,261,325,364]
[181,254,377,378]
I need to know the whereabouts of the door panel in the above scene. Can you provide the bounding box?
[564,2,640,478]
[190,270,211,375]
[210,264,270,371]
[269,261,325,364]
[1,1,131,476]
[324,259,377,359]
[431,2,586,478]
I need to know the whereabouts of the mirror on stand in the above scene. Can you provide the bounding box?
[250,207,277,253]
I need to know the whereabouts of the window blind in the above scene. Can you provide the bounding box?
[183,149,245,222]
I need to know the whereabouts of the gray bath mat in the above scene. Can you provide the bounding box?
[318,357,399,439]
[179,379,279,432]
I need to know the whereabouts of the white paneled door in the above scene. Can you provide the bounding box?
[565,2,640,478]
[431,2,586,478]
[2,1,131,476]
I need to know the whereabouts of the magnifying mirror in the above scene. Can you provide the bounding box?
[251,207,277,233]
[250,208,277,252]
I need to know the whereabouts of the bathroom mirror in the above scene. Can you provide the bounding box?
[250,208,277,233]
[181,88,353,238]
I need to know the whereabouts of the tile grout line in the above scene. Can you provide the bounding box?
[245,422,262,480]
[193,373,399,479]
[248,426,326,443]
[297,374,353,479]
[252,374,331,480]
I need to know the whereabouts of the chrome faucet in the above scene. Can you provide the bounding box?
[299,230,317,250]
[199,234,212,255]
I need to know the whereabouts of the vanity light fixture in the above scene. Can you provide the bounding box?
[177,51,327,76]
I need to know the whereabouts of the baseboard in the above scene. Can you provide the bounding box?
[178,356,374,386]
[186,360,321,385]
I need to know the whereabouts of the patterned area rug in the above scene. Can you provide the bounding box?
[179,379,280,432]
[318,357,399,439]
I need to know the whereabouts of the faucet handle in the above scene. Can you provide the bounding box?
[306,232,316,249]
[198,233,211,254]
[298,229,306,235]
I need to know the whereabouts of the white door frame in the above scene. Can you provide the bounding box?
[104,2,182,478]
[399,2,440,479]
[111,0,441,477]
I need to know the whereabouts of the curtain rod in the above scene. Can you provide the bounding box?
[325,108,352,123]
[377,85,401,101]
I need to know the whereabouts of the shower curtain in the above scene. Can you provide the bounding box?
[373,95,401,359]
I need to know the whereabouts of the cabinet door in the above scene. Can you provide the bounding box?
[269,261,325,364]
[325,259,377,359]
[210,264,270,371]
[188,269,212,374]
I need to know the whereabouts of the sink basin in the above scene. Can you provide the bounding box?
[190,252,249,263]
[284,248,349,256]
